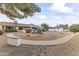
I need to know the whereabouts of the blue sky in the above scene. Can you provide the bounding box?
[0,3,79,27]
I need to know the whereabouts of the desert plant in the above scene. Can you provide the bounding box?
[0,30,4,35]
[25,29,32,33]
[36,29,43,34]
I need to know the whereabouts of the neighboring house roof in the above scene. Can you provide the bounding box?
[0,22,39,28]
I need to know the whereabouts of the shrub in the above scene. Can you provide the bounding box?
[69,24,79,33]
[31,29,35,34]
[4,29,17,32]
[0,30,4,35]
[25,29,32,33]
[36,29,43,34]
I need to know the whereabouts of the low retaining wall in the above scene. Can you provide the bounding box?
[22,33,78,45]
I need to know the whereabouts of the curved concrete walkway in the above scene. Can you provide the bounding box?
[22,33,78,45]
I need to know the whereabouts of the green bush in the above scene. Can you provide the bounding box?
[69,24,79,32]
[0,30,4,35]
[4,29,17,32]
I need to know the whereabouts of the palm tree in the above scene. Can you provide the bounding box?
[0,3,41,20]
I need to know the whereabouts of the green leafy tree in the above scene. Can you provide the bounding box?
[0,3,41,20]
[41,23,49,31]
[62,24,68,30]
[57,24,68,29]
[69,24,79,33]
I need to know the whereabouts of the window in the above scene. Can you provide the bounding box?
[19,27,23,30]
[6,26,14,29]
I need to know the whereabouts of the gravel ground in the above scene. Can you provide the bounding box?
[0,32,79,56]
[15,32,71,41]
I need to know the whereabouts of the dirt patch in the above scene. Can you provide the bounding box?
[0,32,79,55]
[15,32,71,41]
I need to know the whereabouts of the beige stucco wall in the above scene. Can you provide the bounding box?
[16,27,19,30]
[0,25,3,30]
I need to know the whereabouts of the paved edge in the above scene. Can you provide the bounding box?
[22,33,78,45]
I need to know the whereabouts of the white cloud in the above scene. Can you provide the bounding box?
[63,16,79,25]
[0,13,13,22]
[66,16,77,20]
[52,15,61,20]
[37,15,47,20]
[50,3,73,14]
[38,15,47,23]
[34,15,47,23]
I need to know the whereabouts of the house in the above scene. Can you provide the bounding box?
[0,22,39,32]
[49,27,59,32]
[49,26,69,32]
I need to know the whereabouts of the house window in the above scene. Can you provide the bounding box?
[6,26,14,29]
[19,27,23,30]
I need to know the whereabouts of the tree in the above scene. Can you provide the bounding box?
[56,24,68,30]
[41,23,49,31]
[0,3,41,20]
[62,24,68,30]
[69,24,79,33]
